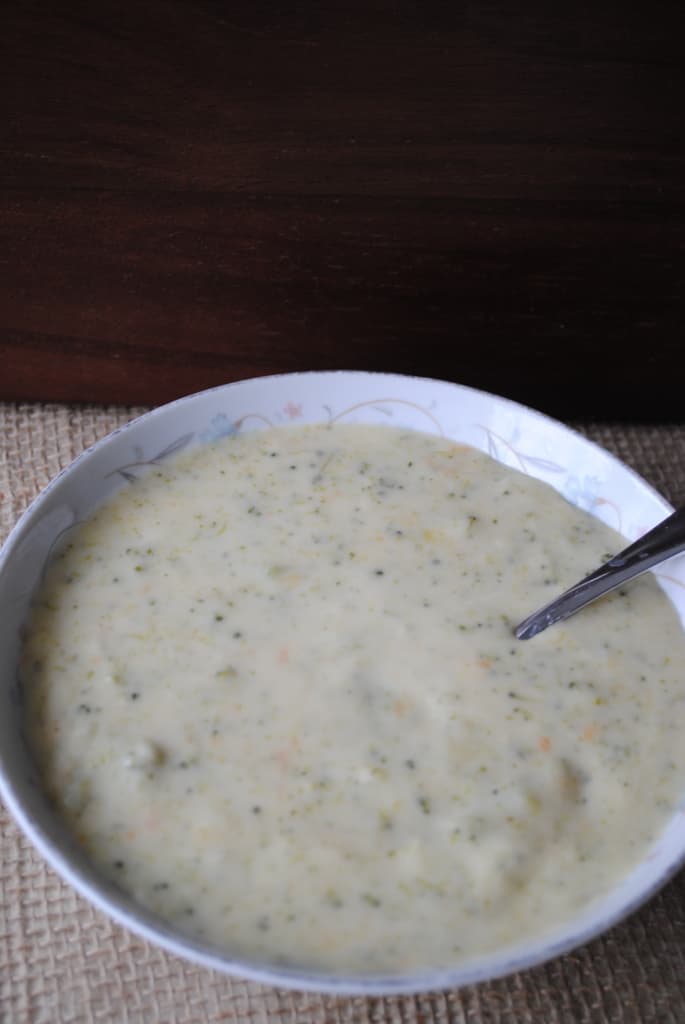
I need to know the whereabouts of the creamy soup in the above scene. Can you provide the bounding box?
[21,424,685,974]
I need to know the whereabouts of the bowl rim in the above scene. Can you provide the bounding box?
[0,369,682,995]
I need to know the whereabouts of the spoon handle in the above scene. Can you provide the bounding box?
[515,505,685,640]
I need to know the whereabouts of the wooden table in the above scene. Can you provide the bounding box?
[4,1,684,418]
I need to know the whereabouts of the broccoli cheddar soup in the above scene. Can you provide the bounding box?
[21,423,685,974]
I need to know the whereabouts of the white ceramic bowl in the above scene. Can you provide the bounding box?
[2,371,685,995]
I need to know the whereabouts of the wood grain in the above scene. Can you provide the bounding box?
[3,0,684,417]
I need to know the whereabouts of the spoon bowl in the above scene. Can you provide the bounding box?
[2,372,685,994]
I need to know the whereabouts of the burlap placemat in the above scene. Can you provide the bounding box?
[1,404,684,1024]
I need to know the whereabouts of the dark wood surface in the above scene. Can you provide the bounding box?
[3,1,684,418]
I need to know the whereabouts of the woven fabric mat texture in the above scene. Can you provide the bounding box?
[1,404,685,1024]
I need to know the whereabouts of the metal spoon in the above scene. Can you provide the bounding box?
[515,504,685,640]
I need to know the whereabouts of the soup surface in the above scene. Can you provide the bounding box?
[21,424,685,973]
